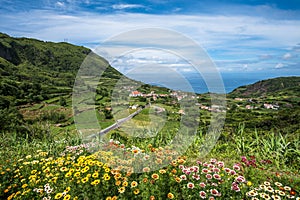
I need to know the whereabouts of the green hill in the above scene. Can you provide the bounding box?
[0,33,169,135]
[0,32,126,133]
[0,32,123,106]
[229,76,300,97]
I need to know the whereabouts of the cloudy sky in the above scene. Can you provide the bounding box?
[0,0,300,78]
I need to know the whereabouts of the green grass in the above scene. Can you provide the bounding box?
[1,126,299,199]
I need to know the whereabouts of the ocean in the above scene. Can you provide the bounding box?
[128,72,299,94]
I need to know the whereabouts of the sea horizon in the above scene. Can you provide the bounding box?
[129,72,300,94]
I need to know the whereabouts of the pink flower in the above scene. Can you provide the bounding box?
[199,182,206,188]
[241,156,247,162]
[213,168,220,173]
[202,168,209,173]
[211,183,218,187]
[180,175,187,180]
[208,164,215,168]
[183,169,191,175]
[191,166,199,172]
[192,174,200,180]
[206,174,212,179]
[210,189,220,196]
[213,174,221,180]
[231,184,240,192]
[224,168,231,173]
[196,160,202,165]
[187,182,195,189]
[199,191,206,199]
[210,158,217,164]
[203,162,209,167]
[233,164,240,171]
[179,165,185,169]
[235,176,245,183]
[217,161,224,168]
[230,170,236,175]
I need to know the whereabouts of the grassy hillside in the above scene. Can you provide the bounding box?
[0,32,125,135]
[229,76,300,97]
[0,33,176,137]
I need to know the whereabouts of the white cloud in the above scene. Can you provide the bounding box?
[283,53,292,59]
[112,4,144,10]
[55,1,65,8]
[275,63,284,69]
[1,10,300,73]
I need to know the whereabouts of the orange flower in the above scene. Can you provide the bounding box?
[167,193,174,199]
[132,149,139,154]
[174,177,181,183]
[115,181,121,186]
[143,167,150,173]
[151,173,159,180]
[150,196,155,200]
[143,178,148,183]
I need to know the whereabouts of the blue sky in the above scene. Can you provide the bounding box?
[0,0,300,77]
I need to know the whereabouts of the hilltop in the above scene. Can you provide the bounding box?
[229,76,300,97]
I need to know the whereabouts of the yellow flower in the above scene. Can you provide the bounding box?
[64,194,71,200]
[131,181,138,188]
[133,188,140,195]
[96,161,103,167]
[55,193,63,199]
[105,168,110,173]
[92,172,99,178]
[31,170,37,174]
[51,177,58,183]
[60,167,68,172]
[81,166,90,173]
[247,181,252,186]
[159,169,166,174]
[106,197,112,200]
[91,179,100,185]
[74,172,81,178]
[111,196,117,200]
[65,172,72,178]
[64,187,71,193]
[151,173,159,180]
[103,173,111,181]
[122,181,128,187]
[81,177,89,183]
[118,187,126,193]
[22,184,28,189]
[167,193,174,199]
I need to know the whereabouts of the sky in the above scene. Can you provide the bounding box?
[0,0,300,80]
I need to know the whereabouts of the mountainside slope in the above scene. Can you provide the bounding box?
[229,76,300,97]
[0,32,122,107]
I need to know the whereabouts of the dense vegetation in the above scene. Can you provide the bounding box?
[0,33,299,199]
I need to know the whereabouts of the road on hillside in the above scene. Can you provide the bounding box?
[87,103,150,139]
